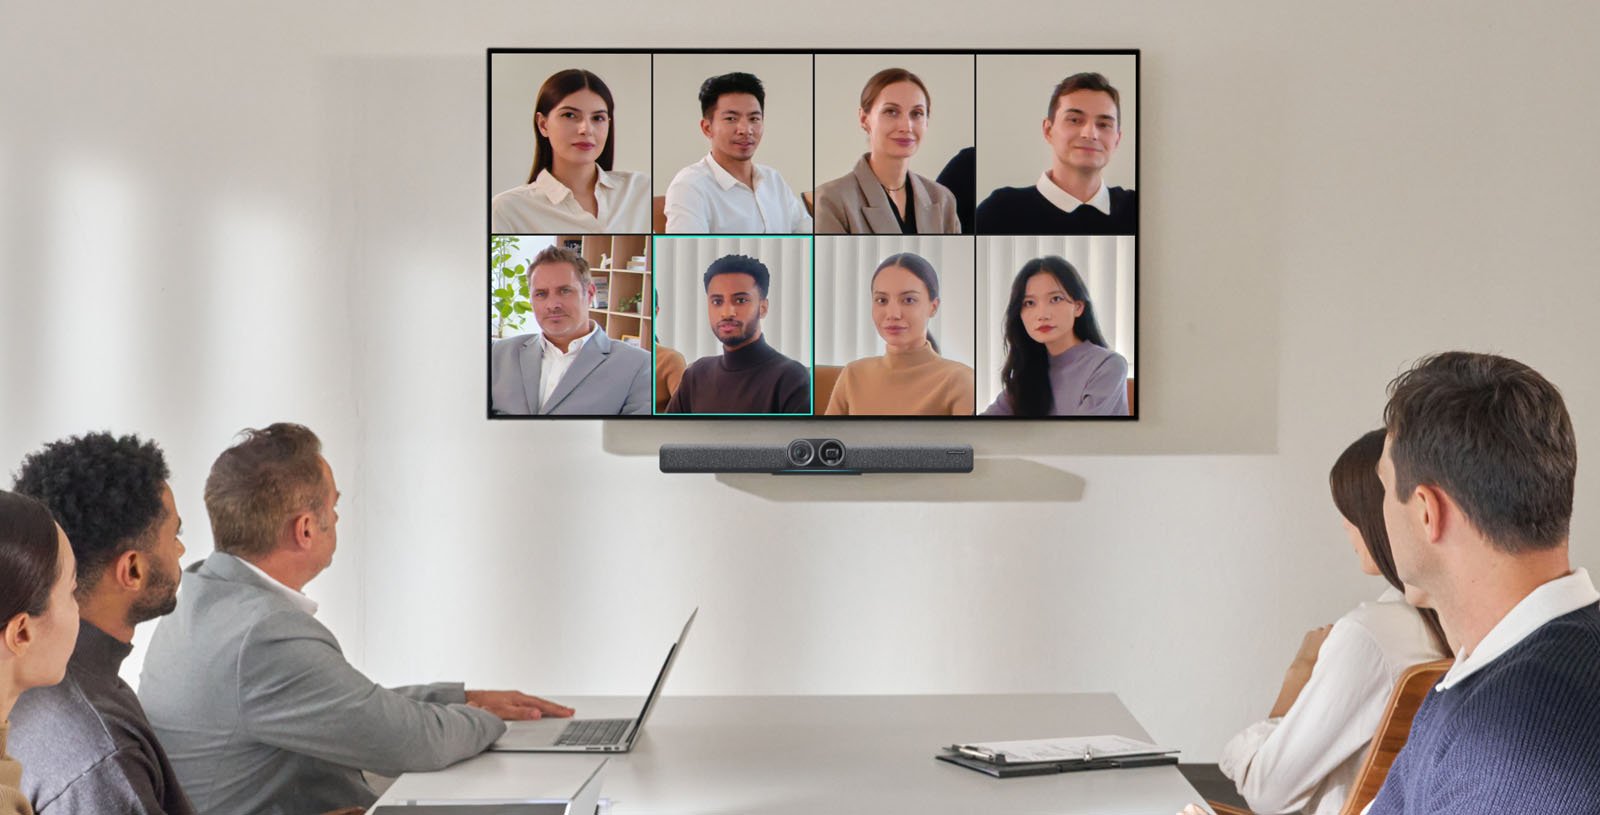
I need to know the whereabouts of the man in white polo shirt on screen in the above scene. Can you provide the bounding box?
[664,72,812,234]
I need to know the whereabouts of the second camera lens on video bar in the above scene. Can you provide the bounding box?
[817,439,845,468]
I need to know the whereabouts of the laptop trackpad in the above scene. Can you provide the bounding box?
[491,718,569,750]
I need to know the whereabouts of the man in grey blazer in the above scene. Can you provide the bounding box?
[491,244,651,415]
[139,423,573,815]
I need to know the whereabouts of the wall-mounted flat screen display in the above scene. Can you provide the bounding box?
[487,49,1138,420]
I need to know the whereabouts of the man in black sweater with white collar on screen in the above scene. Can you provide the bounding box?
[665,253,810,415]
[977,71,1137,235]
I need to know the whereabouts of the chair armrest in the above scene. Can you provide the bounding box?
[1207,802,1256,815]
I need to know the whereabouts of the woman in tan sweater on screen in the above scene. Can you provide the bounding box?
[826,252,975,415]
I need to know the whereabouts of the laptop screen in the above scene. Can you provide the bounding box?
[627,609,697,744]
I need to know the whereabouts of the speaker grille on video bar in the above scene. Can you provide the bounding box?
[659,444,792,473]
[843,445,973,473]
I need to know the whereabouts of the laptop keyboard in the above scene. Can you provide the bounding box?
[554,718,631,746]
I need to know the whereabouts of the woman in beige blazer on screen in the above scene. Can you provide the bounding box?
[814,68,961,234]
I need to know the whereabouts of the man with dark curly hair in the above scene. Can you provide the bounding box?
[8,432,195,814]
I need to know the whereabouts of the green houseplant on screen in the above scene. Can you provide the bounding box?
[491,235,531,339]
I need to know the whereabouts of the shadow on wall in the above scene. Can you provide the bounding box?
[711,457,1086,503]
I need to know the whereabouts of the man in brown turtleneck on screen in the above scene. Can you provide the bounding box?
[665,253,811,414]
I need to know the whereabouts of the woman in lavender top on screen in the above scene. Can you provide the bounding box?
[982,256,1128,416]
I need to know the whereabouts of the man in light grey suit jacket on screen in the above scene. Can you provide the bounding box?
[490,243,651,415]
[139,423,574,815]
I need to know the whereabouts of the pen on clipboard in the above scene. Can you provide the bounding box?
[953,744,1004,764]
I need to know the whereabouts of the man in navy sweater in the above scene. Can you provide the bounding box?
[1365,352,1600,813]
[1182,352,1598,815]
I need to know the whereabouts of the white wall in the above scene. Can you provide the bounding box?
[489,53,653,199]
[5,1,1600,771]
[652,53,813,198]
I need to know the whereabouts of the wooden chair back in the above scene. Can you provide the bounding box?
[1338,658,1452,815]
[1205,658,1451,815]
[1207,804,1252,815]
[813,364,843,413]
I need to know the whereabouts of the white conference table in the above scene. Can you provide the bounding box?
[372,693,1209,815]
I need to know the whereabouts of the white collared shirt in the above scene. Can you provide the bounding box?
[233,554,319,616]
[1219,589,1447,815]
[491,168,651,233]
[1035,170,1111,215]
[1436,567,1600,690]
[539,321,599,407]
[664,153,812,233]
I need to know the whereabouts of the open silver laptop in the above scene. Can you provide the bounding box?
[491,609,696,752]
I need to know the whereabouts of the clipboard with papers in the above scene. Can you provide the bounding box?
[936,734,1180,778]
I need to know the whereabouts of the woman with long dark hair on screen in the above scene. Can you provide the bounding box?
[981,255,1128,416]
[491,68,650,233]
[813,68,961,234]
[1,490,81,815]
[1208,429,1452,815]
[825,252,974,415]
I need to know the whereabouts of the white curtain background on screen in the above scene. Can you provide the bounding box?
[975,235,1136,410]
[813,236,975,370]
[655,237,812,365]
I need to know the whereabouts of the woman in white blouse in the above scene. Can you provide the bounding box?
[1215,429,1452,815]
[491,69,650,233]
